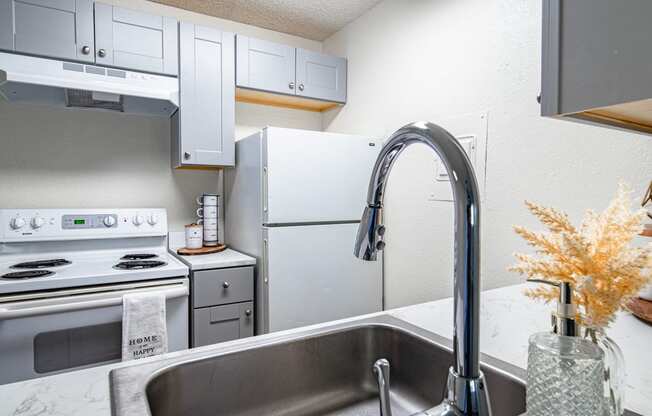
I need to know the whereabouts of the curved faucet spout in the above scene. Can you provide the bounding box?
[354,122,490,415]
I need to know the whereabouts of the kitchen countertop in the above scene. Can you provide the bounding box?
[168,232,256,271]
[1,284,650,416]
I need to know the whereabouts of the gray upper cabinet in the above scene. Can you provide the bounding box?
[0,0,95,62]
[94,3,178,76]
[542,0,652,135]
[236,35,296,95]
[235,34,347,106]
[296,48,347,103]
[172,22,235,168]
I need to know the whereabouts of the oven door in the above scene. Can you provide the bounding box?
[0,278,189,384]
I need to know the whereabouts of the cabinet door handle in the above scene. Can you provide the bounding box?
[98,49,107,58]
[81,46,90,55]
[222,281,230,289]
[289,82,295,90]
[298,83,304,91]
[245,309,252,317]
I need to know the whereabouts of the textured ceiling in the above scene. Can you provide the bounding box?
[149,0,382,41]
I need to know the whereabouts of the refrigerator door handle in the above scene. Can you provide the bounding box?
[263,166,269,213]
[263,238,269,284]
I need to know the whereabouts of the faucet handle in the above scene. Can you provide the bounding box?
[373,358,393,416]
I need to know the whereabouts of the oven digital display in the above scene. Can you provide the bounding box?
[74,219,85,225]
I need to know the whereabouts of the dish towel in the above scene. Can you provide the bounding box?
[122,292,168,361]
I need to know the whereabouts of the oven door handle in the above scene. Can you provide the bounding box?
[0,284,188,320]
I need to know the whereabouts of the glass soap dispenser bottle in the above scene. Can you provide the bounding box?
[526,280,605,416]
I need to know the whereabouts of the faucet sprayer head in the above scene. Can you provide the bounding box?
[354,204,384,261]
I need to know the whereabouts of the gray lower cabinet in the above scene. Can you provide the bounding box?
[193,302,254,347]
[0,0,95,62]
[192,267,254,308]
[173,22,235,168]
[94,3,178,76]
[235,34,347,104]
[190,266,254,347]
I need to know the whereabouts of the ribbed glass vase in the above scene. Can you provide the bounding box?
[585,328,626,416]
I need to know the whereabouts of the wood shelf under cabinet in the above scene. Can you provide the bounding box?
[174,165,223,171]
[235,87,341,113]
[570,99,652,136]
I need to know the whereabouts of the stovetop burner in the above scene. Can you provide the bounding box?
[1,270,55,279]
[11,259,72,269]
[120,253,158,260]
[114,260,167,270]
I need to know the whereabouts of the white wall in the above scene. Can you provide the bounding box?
[322,0,652,308]
[0,101,321,233]
[0,1,322,233]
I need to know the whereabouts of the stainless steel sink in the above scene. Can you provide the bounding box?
[110,315,526,416]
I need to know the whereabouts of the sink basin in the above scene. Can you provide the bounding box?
[110,316,526,416]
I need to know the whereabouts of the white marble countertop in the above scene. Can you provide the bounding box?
[390,284,652,416]
[1,284,650,416]
[168,232,256,271]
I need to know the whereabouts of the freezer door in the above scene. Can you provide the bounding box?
[263,127,380,224]
[264,223,382,333]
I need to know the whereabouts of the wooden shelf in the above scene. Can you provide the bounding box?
[174,165,223,171]
[571,98,652,135]
[236,87,341,113]
[641,228,652,237]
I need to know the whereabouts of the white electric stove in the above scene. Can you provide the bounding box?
[0,208,190,384]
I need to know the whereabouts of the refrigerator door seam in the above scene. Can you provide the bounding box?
[263,220,360,227]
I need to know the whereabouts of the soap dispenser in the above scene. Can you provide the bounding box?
[526,279,605,416]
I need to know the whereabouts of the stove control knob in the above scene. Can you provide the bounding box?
[147,214,159,226]
[103,216,116,227]
[133,215,145,226]
[9,217,26,230]
[30,216,45,229]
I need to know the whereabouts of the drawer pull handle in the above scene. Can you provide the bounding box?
[245,309,252,317]
[222,281,230,289]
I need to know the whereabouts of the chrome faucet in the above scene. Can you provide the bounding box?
[355,122,491,416]
[373,358,393,416]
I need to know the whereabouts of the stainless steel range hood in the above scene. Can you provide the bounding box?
[0,52,179,117]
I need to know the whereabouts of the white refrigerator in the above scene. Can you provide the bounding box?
[225,127,383,334]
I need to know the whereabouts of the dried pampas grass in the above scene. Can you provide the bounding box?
[509,183,652,329]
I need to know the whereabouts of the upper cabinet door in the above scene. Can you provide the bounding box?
[236,35,296,95]
[296,48,347,103]
[94,3,178,76]
[0,0,94,62]
[174,23,235,167]
[541,0,652,135]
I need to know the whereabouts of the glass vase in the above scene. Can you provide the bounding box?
[585,328,626,416]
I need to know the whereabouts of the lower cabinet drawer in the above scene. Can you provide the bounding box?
[192,302,254,347]
[192,266,254,308]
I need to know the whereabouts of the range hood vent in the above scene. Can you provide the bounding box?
[65,89,125,112]
[0,52,178,117]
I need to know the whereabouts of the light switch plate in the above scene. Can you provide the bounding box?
[436,134,477,182]
[427,112,488,202]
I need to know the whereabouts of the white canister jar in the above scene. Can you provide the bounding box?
[185,223,203,249]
